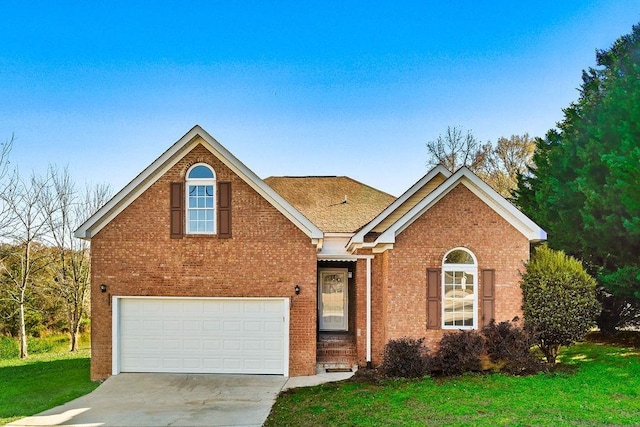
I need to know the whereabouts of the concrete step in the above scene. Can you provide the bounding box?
[316,362,357,373]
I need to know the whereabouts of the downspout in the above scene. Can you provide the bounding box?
[366,256,372,368]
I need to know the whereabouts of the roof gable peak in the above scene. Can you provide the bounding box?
[75,126,323,241]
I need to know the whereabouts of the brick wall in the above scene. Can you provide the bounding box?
[90,141,318,380]
[371,183,530,360]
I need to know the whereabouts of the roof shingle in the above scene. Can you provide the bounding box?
[264,176,396,233]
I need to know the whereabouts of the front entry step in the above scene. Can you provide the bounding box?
[317,334,357,373]
[316,363,356,374]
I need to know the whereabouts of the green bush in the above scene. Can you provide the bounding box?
[28,335,68,354]
[435,330,484,376]
[381,337,432,378]
[521,245,600,363]
[481,319,543,375]
[0,337,19,359]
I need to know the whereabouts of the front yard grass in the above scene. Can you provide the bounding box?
[266,341,640,426]
[0,335,98,425]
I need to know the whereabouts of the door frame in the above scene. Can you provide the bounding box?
[318,268,349,331]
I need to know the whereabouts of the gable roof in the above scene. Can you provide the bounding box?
[264,176,396,233]
[75,125,324,242]
[348,165,451,246]
[348,165,546,252]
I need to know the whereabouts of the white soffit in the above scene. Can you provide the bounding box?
[75,125,323,241]
[376,167,547,245]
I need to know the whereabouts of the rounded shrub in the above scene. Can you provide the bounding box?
[521,245,600,363]
[435,330,485,376]
[481,319,543,375]
[381,337,431,378]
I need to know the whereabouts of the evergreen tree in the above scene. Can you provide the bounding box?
[515,23,640,331]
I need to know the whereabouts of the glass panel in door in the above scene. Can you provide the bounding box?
[319,270,348,331]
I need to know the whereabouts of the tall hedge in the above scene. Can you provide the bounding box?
[521,246,600,363]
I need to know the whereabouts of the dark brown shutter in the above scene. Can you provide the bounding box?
[217,181,232,238]
[427,268,441,329]
[170,182,183,239]
[481,269,495,326]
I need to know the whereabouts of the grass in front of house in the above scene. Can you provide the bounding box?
[265,342,640,426]
[0,334,98,425]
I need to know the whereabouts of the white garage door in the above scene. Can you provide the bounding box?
[115,297,288,375]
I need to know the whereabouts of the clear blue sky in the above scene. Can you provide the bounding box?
[1,1,638,196]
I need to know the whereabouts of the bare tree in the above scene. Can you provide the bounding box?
[40,166,111,351]
[477,134,536,197]
[426,126,485,172]
[0,171,52,358]
[426,128,535,197]
[0,135,16,232]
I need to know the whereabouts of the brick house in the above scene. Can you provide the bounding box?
[76,125,546,380]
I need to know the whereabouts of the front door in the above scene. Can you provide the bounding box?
[318,269,348,331]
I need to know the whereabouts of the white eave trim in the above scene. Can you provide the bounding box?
[75,125,323,242]
[347,165,451,250]
[371,167,547,249]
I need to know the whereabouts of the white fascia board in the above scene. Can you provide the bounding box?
[347,165,451,249]
[373,167,547,245]
[75,125,324,242]
[459,175,547,242]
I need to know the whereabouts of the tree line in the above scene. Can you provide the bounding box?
[428,22,640,333]
[0,136,110,357]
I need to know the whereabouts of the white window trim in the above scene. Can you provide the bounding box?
[185,163,216,235]
[441,247,478,330]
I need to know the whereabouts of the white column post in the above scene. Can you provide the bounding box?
[366,256,372,367]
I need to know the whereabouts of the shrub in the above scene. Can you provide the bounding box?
[521,245,601,363]
[435,330,484,376]
[0,336,19,359]
[381,337,431,378]
[482,319,543,375]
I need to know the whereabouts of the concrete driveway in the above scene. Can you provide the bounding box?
[9,373,288,427]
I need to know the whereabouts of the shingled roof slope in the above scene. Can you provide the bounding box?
[264,176,396,233]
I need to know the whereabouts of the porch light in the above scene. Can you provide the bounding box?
[100,284,107,293]
[294,285,301,295]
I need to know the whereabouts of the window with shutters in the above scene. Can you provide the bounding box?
[442,248,478,329]
[185,164,216,234]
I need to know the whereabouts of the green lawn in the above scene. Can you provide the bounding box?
[0,335,99,425]
[266,341,640,426]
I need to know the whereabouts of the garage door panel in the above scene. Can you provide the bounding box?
[203,320,221,331]
[184,359,200,369]
[184,320,201,331]
[223,302,242,313]
[243,340,261,351]
[264,322,283,334]
[243,321,262,333]
[203,358,222,369]
[118,298,286,374]
[184,340,200,351]
[141,300,163,313]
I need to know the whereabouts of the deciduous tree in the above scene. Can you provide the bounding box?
[426,127,535,197]
[0,172,51,358]
[40,166,110,351]
[426,126,484,172]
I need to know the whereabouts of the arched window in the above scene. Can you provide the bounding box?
[186,164,216,234]
[442,248,478,329]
